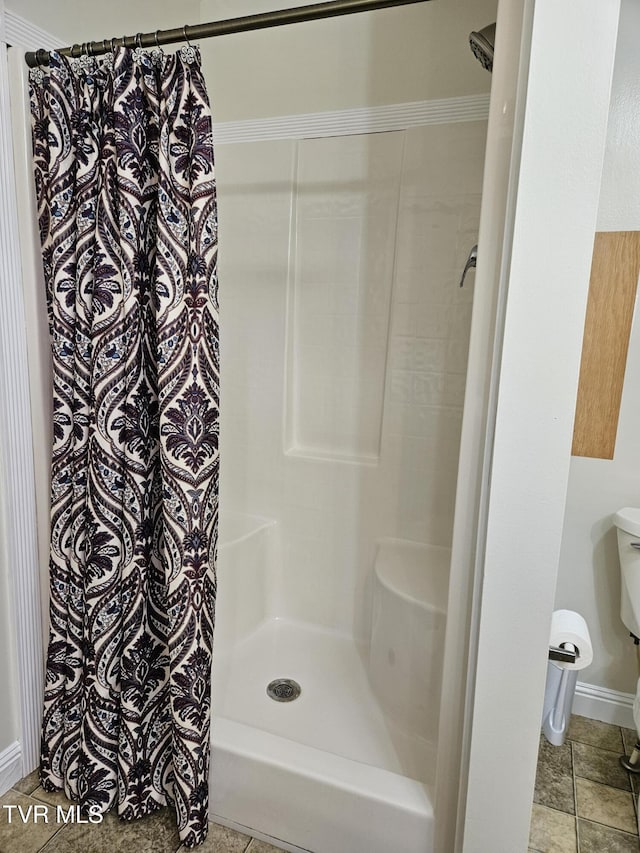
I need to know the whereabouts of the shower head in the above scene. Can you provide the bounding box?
[469,22,496,73]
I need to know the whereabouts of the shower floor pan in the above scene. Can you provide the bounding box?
[209,617,434,853]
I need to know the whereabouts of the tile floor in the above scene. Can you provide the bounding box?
[530,714,640,852]
[0,771,282,853]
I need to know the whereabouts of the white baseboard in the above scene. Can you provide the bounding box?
[573,681,635,729]
[0,741,23,796]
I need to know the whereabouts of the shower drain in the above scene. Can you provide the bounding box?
[266,678,301,702]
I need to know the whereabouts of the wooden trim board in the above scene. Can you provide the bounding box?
[572,230,640,458]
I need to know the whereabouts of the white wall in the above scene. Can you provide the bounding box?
[555,0,640,697]
[200,0,495,121]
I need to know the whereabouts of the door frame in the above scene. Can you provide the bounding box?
[446,1,622,851]
[0,7,65,776]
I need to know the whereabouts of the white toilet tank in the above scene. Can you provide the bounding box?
[614,507,640,640]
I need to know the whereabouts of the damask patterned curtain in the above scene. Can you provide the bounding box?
[29,45,218,847]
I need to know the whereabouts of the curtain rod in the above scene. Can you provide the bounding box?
[25,0,430,68]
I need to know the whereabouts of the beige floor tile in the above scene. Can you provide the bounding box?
[534,768,575,815]
[533,736,575,814]
[535,736,575,814]
[246,839,286,852]
[575,778,637,834]
[573,741,632,791]
[538,736,573,775]
[13,770,42,796]
[31,787,77,808]
[529,803,577,853]
[568,716,624,752]
[0,790,63,853]
[40,807,181,853]
[577,818,640,852]
[176,821,251,852]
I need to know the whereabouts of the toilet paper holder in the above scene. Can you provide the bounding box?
[548,643,578,664]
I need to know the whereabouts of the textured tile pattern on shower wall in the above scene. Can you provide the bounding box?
[529,714,640,853]
[0,776,284,853]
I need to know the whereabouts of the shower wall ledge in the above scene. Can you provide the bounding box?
[218,511,276,548]
[369,539,449,744]
[284,444,379,466]
[374,538,450,613]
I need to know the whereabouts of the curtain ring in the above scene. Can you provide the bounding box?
[135,32,143,49]
[154,29,161,48]
[182,25,192,47]
[110,37,117,53]
[81,42,87,56]
[87,41,94,57]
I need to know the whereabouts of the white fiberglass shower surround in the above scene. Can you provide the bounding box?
[6,3,492,853]
[209,120,486,852]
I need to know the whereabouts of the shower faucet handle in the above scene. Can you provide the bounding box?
[459,245,478,287]
[630,542,640,550]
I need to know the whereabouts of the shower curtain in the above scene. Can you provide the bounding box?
[29,44,218,847]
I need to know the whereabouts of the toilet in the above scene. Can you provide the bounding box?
[614,507,640,640]
[614,508,640,799]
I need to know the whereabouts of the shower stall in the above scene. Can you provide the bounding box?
[208,117,486,852]
[199,3,491,847]
[5,1,495,851]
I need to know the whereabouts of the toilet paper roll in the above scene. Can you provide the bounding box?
[549,609,593,671]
